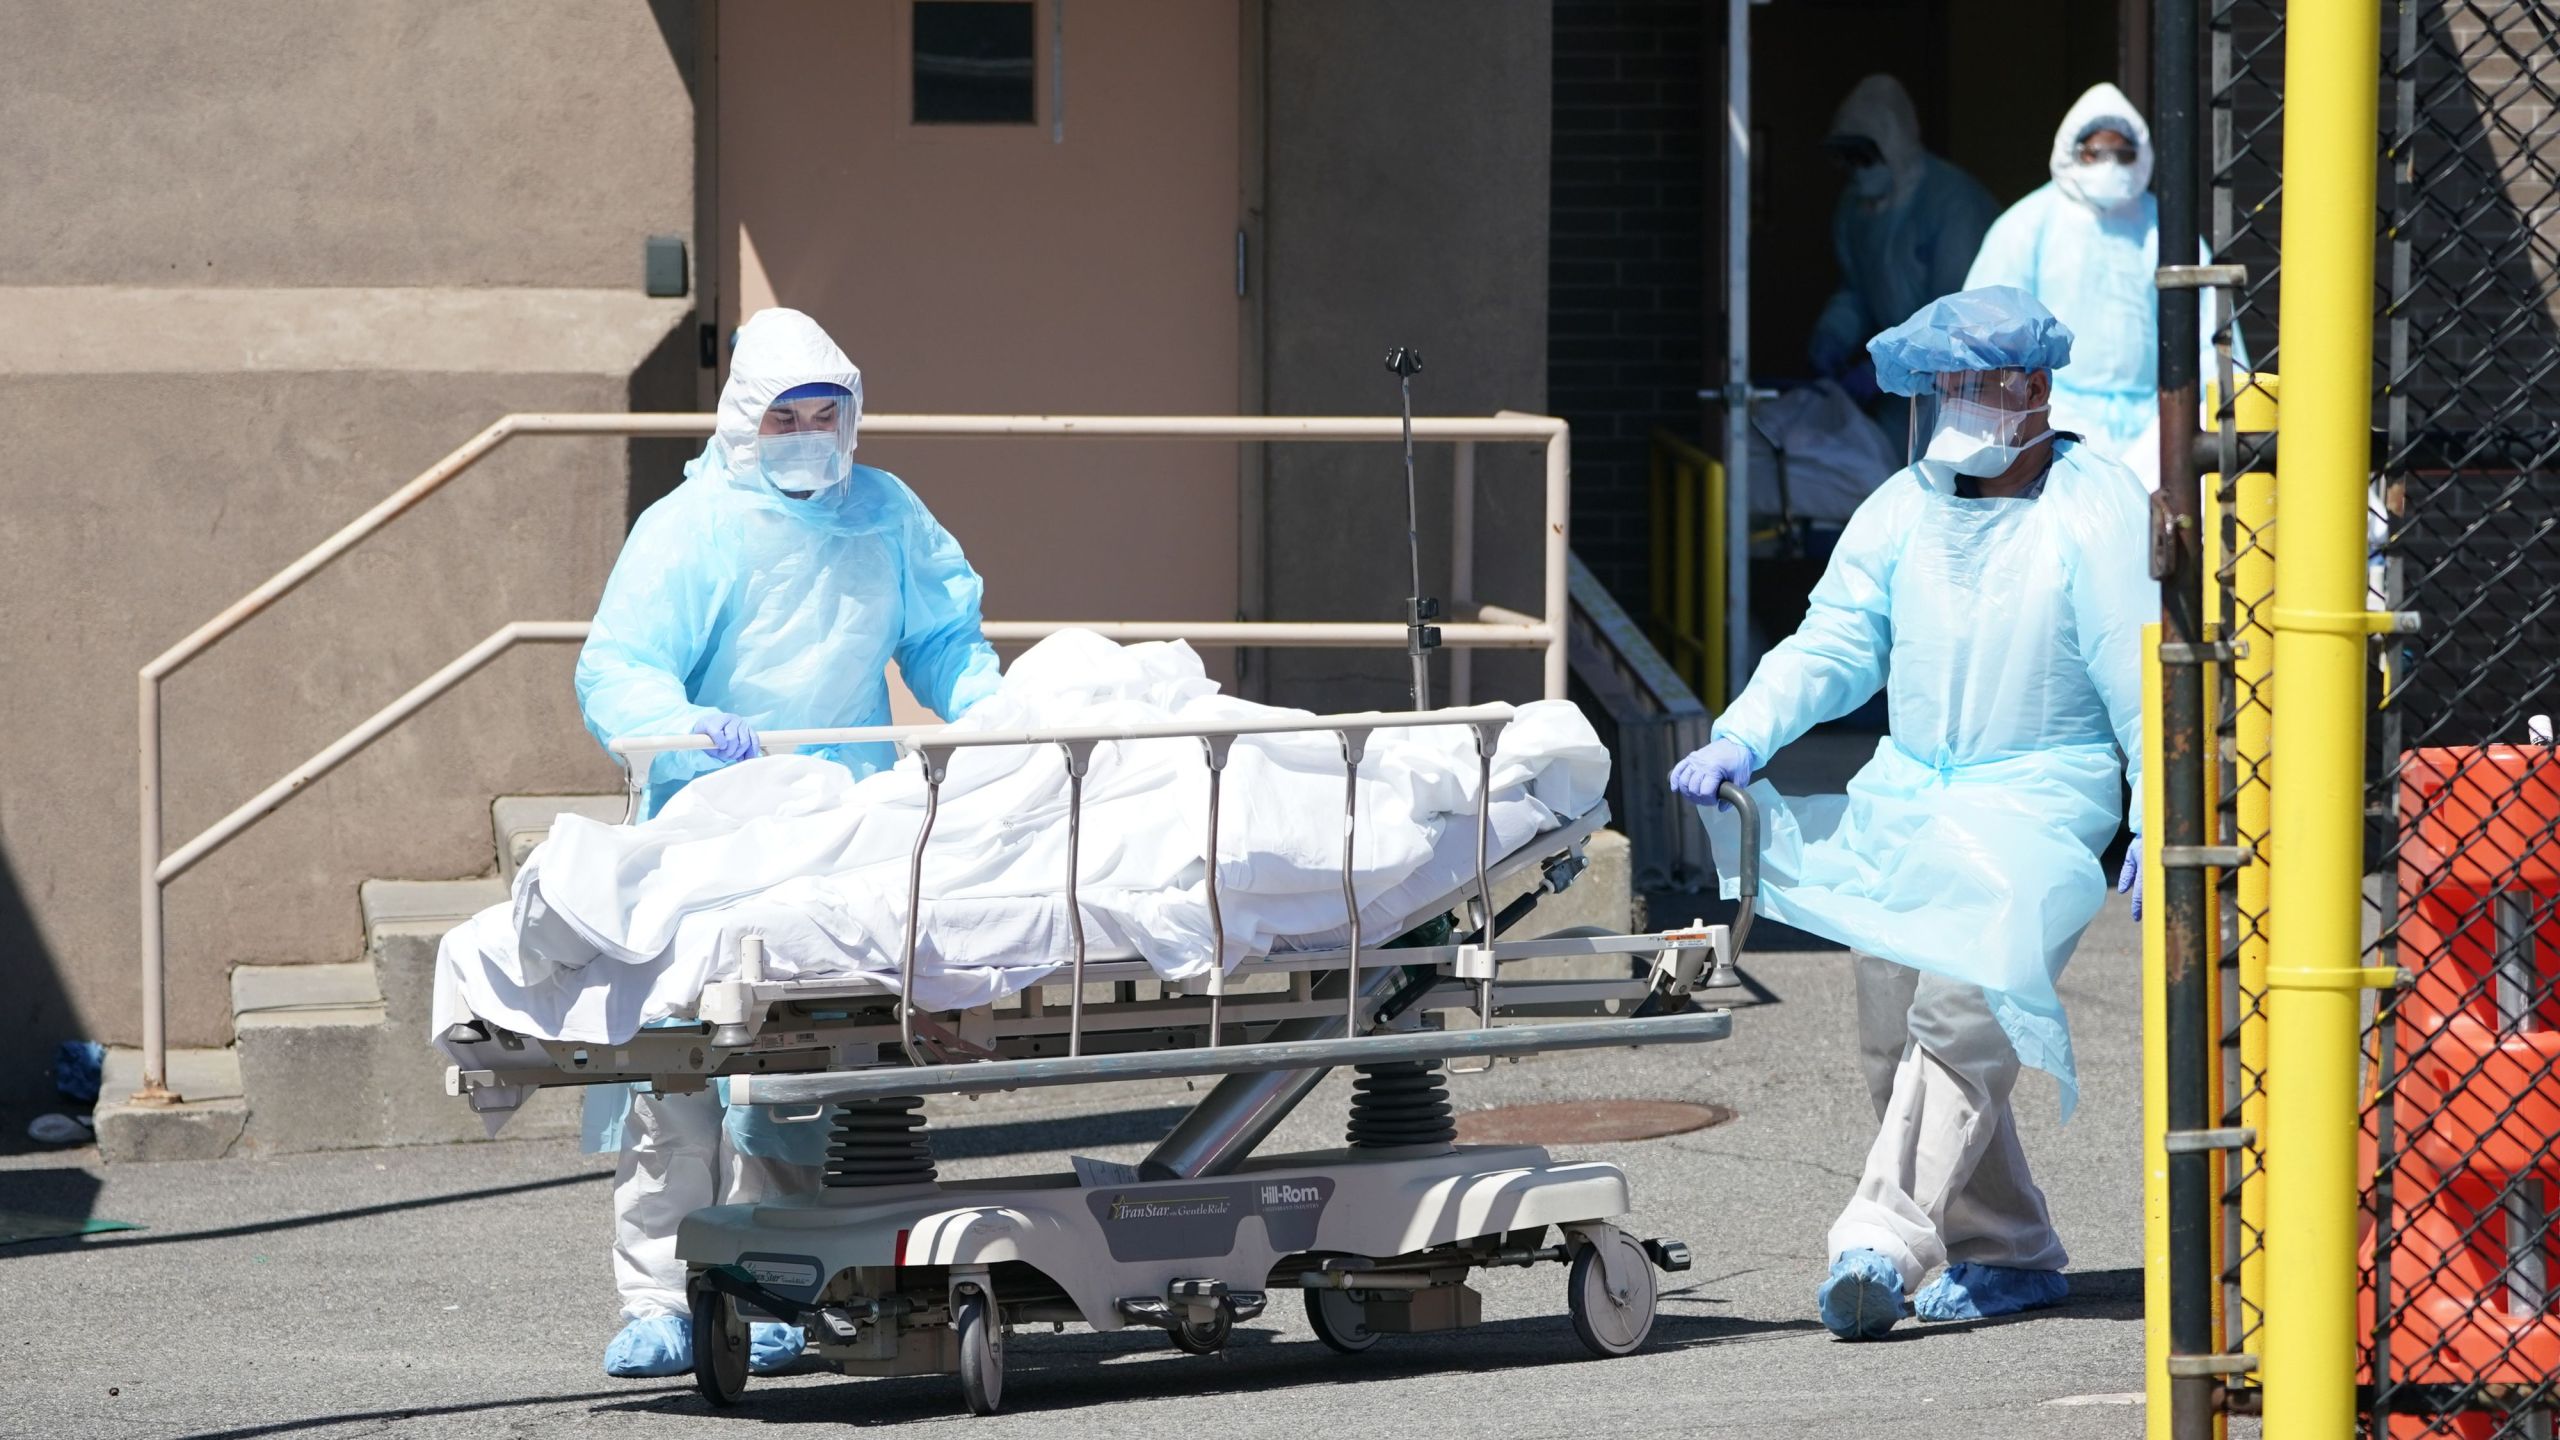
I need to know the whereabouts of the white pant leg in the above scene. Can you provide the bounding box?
[612,1090,724,1322]
[1852,953,1920,1120]
[1827,957,2067,1291]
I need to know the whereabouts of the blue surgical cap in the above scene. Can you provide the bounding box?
[1866,285,2076,397]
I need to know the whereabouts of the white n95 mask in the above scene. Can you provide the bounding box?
[2068,160,2143,210]
[1922,399,2051,478]
[759,431,849,495]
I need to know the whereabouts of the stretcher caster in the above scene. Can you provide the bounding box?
[690,1286,749,1406]
[1566,1227,1657,1358]
[1304,1287,1381,1355]
[1169,1308,1232,1355]
[954,1286,1004,1415]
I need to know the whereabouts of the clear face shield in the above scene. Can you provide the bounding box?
[1906,368,2052,479]
[752,385,857,496]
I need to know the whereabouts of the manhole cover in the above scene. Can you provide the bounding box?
[1454,1100,1734,1145]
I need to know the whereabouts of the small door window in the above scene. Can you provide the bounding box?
[912,2,1037,125]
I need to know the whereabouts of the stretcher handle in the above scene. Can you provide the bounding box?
[1717,781,1759,955]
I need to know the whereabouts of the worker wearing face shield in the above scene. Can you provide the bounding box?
[1964,83,2241,480]
[575,307,1002,1378]
[1669,287,2155,1338]
[1807,75,1999,415]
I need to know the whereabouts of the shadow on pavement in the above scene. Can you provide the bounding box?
[1855,1265,2145,1344]
[585,1311,1831,1427]
[0,1168,606,1260]
[170,1386,691,1440]
[0,1166,103,1239]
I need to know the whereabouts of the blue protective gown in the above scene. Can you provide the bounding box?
[574,308,1002,1161]
[1702,440,2153,1118]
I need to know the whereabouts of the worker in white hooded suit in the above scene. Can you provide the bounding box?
[1965,82,2239,488]
[576,308,1003,1377]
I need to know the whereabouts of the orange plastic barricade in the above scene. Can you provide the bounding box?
[2363,746,2560,1436]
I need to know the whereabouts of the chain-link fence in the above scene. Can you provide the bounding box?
[2196,2,2560,1432]
[2204,0,2285,1408]
[2363,1,2560,1434]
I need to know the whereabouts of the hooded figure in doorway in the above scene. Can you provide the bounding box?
[1807,75,2001,408]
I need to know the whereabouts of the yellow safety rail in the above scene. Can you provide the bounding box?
[1648,429,1726,710]
[2265,2,2390,1433]
[2212,378,2279,1391]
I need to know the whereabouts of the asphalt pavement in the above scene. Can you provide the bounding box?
[3,897,2178,1439]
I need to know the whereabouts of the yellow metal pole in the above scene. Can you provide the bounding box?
[2218,377,2281,1356]
[2265,3,2384,1433]
[2142,622,2174,1438]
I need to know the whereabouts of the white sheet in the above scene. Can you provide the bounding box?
[431,631,1609,1052]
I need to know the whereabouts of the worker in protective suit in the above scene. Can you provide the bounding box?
[1807,75,1999,411]
[576,307,1002,1377]
[1670,286,2153,1339]
[1964,82,2234,471]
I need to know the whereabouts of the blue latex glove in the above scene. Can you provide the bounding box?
[2118,838,2142,920]
[1913,1262,2070,1322]
[1669,739,1755,810]
[603,1314,692,1378]
[1817,1248,1906,1340]
[691,712,760,764]
[749,1322,805,1375]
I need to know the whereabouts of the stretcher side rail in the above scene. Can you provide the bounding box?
[726,1011,1734,1105]
[444,969,1692,1102]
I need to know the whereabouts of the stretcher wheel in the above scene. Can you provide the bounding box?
[690,1286,750,1406]
[1303,1288,1380,1354]
[1567,1230,1657,1357]
[954,1287,1004,1415]
[1169,1307,1232,1355]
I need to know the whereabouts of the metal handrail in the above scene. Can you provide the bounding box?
[134,412,1571,1102]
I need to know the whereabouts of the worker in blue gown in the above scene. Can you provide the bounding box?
[1671,287,2154,1339]
[576,307,1003,1377]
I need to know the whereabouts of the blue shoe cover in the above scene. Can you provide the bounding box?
[748,1322,806,1375]
[604,1315,693,1377]
[1817,1249,1907,1340]
[1913,1263,2069,1321]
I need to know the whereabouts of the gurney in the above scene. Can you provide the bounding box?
[438,701,1762,1416]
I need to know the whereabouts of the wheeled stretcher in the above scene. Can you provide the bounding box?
[438,703,1762,1416]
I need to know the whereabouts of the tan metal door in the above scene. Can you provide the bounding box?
[718,0,1243,710]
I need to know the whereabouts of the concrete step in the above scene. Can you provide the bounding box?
[231,961,393,1152]
[95,1046,247,1163]
[494,794,624,883]
[362,876,580,1148]
[199,874,576,1157]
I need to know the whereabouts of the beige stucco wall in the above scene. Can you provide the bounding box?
[1258,0,1556,712]
[0,1,701,1098]
[0,0,1560,1111]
